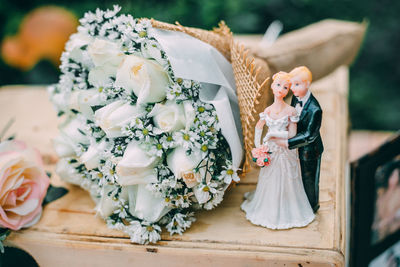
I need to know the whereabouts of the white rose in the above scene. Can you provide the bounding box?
[149,100,186,133]
[55,158,82,186]
[193,181,217,204]
[88,38,125,69]
[115,55,169,104]
[96,185,130,218]
[141,40,164,64]
[66,33,94,69]
[80,140,108,170]
[69,88,106,119]
[167,147,202,188]
[116,142,158,186]
[88,65,115,88]
[54,117,90,157]
[128,184,170,223]
[48,87,69,114]
[94,100,144,138]
[59,117,89,145]
[52,135,75,157]
[65,32,93,52]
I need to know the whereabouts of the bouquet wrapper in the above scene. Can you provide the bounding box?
[151,19,271,173]
[151,28,243,169]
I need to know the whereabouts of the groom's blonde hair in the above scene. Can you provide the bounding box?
[290,66,312,83]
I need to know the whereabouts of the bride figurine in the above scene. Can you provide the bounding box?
[241,71,315,229]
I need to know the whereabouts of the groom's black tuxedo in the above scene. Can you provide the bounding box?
[288,93,323,213]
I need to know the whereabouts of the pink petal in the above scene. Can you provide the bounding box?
[6,198,39,216]
[3,190,17,206]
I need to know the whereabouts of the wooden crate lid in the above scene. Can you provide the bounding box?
[1,66,349,266]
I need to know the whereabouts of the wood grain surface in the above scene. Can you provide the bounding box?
[0,67,350,267]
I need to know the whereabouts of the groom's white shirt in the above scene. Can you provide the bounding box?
[295,90,311,115]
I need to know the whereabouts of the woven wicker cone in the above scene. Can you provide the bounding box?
[230,42,271,173]
[151,19,232,61]
[151,19,271,174]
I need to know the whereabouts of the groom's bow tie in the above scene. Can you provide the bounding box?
[296,99,303,107]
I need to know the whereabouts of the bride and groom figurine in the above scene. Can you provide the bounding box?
[241,66,324,229]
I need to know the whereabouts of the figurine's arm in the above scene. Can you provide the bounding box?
[266,131,288,139]
[288,119,297,139]
[288,108,322,149]
[254,117,266,148]
[254,109,269,148]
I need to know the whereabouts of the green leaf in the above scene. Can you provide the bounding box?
[42,185,68,206]
[91,105,105,113]
[77,129,87,136]
[0,229,11,254]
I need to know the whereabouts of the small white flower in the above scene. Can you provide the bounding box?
[130,222,161,244]
[193,181,218,204]
[106,218,125,231]
[219,162,240,184]
[173,130,199,150]
[166,83,185,100]
[147,142,164,158]
[182,79,192,88]
[99,160,118,184]
[195,141,216,158]
[159,134,175,149]
[203,192,224,210]
[113,198,129,219]
[166,212,195,235]
[135,124,153,142]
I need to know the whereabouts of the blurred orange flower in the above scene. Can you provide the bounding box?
[1,6,78,70]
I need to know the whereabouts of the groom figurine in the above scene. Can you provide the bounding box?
[276,66,323,213]
[288,66,323,212]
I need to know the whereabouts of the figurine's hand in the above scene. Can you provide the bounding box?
[274,139,288,148]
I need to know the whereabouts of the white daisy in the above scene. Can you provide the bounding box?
[219,162,240,184]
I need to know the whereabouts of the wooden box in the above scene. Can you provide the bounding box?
[0,66,349,267]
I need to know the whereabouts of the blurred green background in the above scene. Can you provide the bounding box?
[0,0,399,131]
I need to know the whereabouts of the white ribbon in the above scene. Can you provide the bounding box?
[152,29,243,169]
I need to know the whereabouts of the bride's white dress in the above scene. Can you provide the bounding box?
[241,112,315,229]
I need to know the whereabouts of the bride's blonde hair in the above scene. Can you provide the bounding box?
[272,71,291,84]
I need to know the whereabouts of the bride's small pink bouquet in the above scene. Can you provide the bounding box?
[251,145,272,167]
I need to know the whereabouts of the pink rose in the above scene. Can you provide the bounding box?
[256,157,265,167]
[0,140,49,230]
[263,155,271,167]
[251,147,263,158]
[260,145,269,154]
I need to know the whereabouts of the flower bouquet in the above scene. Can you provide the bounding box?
[251,145,272,167]
[48,6,247,244]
